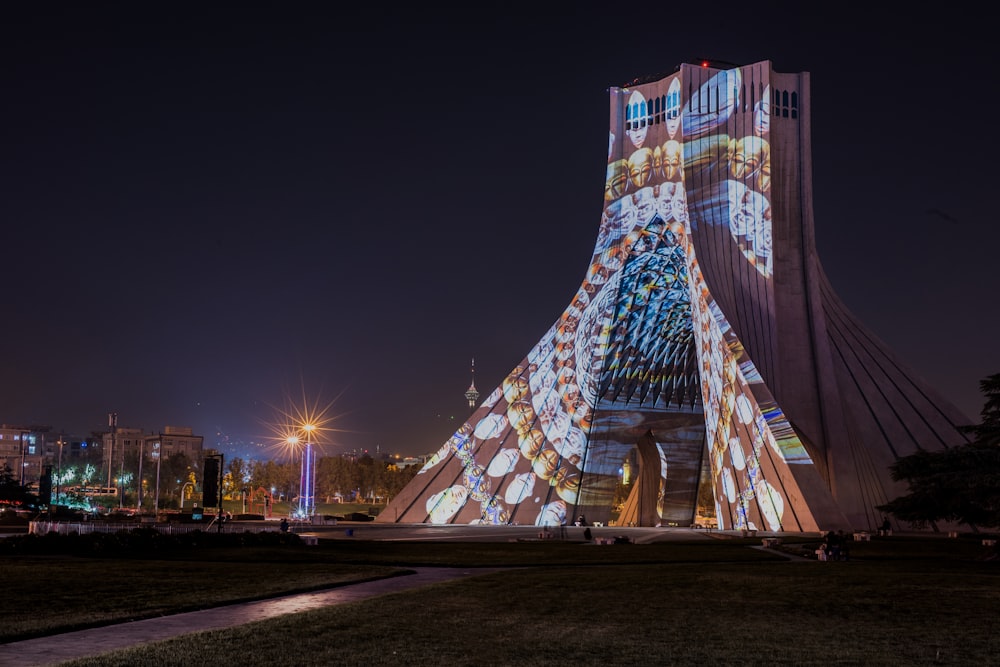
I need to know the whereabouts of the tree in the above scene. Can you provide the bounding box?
[877,373,1000,528]
[316,456,354,502]
[249,460,273,494]
[225,457,249,500]
[384,463,419,498]
[962,373,1000,446]
[160,453,193,503]
[0,463,39,511]
[357,454,380,503]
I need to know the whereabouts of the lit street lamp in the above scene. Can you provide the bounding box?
[300,423,317,519]
[286,423,317,520]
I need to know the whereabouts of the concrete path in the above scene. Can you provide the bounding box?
[0,567,504,667]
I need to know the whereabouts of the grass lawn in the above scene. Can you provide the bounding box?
[3,532,997,665]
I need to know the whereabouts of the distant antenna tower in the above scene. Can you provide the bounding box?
[464,358,480,413]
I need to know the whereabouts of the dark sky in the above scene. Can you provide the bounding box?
[3,3,996,460]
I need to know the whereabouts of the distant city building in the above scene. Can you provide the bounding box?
[395,456,426,469]
[0,425,101,486]
[0,425,42,485]
[1,421,203,490]
[148,425,204,460]
[102,425,203,468]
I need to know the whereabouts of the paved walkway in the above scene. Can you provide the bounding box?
[0,567,504,667]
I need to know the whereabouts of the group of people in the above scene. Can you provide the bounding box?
[537,516,594,541]
[818,530,851,561]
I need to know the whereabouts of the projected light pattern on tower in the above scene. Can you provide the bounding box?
[379,59,971,531]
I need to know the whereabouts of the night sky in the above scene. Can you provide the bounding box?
[3,4,996,460]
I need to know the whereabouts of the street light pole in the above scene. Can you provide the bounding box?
[19,431,28,486]
[300,424,317,519]
[106,413,116,490]
[285,435,300,518]
[117,437,125,510]
[299,440,315,519]
[56,438,64,505]
[136,439,144,512]
[153,441,161,517]
[180,481,194,508]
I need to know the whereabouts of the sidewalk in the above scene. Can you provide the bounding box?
[0,567,503,667]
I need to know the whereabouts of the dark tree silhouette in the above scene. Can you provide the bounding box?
[878,373,1000,529]
[0,464,39,511]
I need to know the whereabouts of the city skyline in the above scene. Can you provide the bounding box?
[3,5,996,460]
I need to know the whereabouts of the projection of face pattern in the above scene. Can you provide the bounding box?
[726,89,772,277]
[682,68,774,278]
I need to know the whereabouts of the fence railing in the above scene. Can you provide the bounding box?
[28,521,280,536]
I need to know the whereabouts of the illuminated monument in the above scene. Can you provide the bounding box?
[379,60,971,532]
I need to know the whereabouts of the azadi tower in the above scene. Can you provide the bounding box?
[378,60,971,532]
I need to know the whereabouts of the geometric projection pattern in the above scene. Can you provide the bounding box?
[378,59,971,531]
